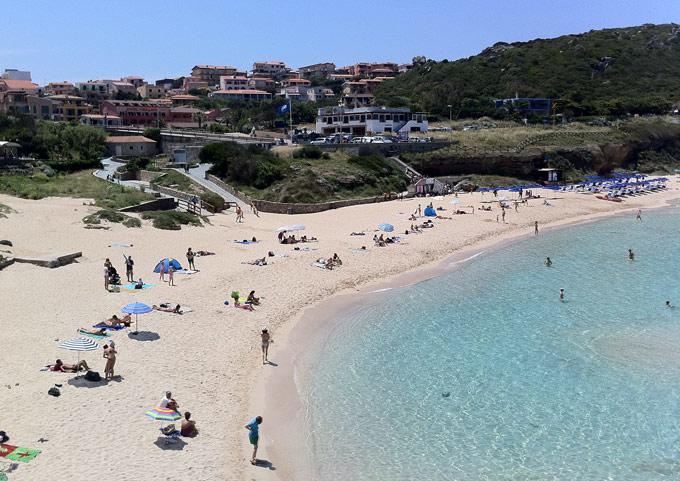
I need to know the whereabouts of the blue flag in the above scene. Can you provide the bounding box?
[278,103,290,115]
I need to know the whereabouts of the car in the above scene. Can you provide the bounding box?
[309,137,327,145]
[351,137,368,144]
[370,136,393,144]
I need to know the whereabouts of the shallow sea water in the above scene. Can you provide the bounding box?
[303,208,680,481]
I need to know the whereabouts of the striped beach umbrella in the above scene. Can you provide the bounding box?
[145,407,181,421]
[121,302,153,335]
[58,337,100,367]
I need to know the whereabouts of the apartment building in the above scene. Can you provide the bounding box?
[2,69,31,81]
[219,75,249,91]
[44,81,76,96]
[315,106,428,136]
[299,62,336,79]
[279,85,334,103]
[183,76,210,92]
[50,95,92,122]
[208,89,272,101]
[340,79,383,108]
[121,75,145,89]
[77,80,114,101]
[0,79,40,115]
[247,77,276,92]
[137,83,167,99]
[281,78,311,88]
[251,61,288,79]
[101,99,172,125]
[191,65,240,86]
[80,114,122,127]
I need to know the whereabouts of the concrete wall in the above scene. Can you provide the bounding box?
[119,197,177,212]
[315,141,450,156]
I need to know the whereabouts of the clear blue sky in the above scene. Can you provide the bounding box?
[4,0,679,85]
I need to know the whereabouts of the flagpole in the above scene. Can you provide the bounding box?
[288,97,293,135]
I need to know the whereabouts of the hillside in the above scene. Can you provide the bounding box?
[376,23,680,118]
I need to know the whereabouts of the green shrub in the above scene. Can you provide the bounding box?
[201,191,226,212]
[82,209,140,228]
[292,146,324,159]
[140,210,203,230]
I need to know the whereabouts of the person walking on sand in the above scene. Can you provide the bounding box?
[245,416,263,465]
[236,204,244,223]
[104,265,110,291]
[124,254,134,282]
[559,288,565,302]
[159,260,166,282]
[186,248,195,270]
[628,249,635,261]
[415,204,422,217]
[103,341,117,380]
[501,208,506,223]
[261,329,272,364]
[250,202,260,217]
[168,265,175,286]
[636,209,642,222]
[534,221,539,235]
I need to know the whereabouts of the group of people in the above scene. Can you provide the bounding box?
[159,391,198,438]
[373,234,399,247]
[278,231,317,244]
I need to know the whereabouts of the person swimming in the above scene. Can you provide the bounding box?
[628,249,635,261]
[545,257,553,267]
[559,288,565,302]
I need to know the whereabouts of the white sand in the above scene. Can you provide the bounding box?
[1,181,679,481]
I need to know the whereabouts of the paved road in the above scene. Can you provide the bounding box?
[94,157,151,191]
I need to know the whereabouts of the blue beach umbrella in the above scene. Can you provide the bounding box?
[121,302,153,335]
[378,223,394,233]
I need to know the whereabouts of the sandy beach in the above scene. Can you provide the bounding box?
[2,179,680,481]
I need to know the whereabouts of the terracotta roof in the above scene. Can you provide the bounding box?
[106,136,156,144]
[213,89,271,95]
[0,79,38,91]
[193,65,235,70]
[170,94,199,100]
[170,107,202,113]
[47,81,74,87]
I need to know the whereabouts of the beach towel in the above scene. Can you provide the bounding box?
[78,329,111,339]
[121,282,154,290]
[312,262,328,269]
[109,243,132,248]
[294,247,318,252]
[155,303,193,314]
[174,269,198,275]
[350,248,369,253]
[0,444,40,463]
[233,240,259,245]
[93,323,126,331]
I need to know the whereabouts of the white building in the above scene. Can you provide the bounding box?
[279,85,335,103]
[2,69,31,81]
[315,106,428,136]
[80,114,122,127]
[219,75,249,91]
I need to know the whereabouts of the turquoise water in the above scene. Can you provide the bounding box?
[304,208,680,481]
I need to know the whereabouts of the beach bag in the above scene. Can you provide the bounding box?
[84,371,101,382]
[47,387,60,397]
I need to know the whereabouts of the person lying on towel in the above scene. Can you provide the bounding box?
[153,304,183,314]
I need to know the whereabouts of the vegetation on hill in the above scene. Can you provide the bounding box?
[376,23,680,119]
[0,170,153,208]
[152,170,226,211]
[140,210,203,230]
[202,142,408,203]
[83,209,141,228]
[0,115,106,170]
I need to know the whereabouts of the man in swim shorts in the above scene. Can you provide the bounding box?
[245,416,263,465]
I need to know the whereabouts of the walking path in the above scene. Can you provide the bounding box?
[176,163,245,206]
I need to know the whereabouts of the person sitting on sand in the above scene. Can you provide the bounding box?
[243,257,267,266]
[135,278,144,289]
[332,253,342,265]
[50,359,90,373]
[104,314,132,327]
[153,304,183,314]
[160,391,179,412]
[325,257,335,270]
[234,297,254,311]
[181,412,198,438]
[247,291,260,306]
[409,214,417,221]
[79,327,107,336]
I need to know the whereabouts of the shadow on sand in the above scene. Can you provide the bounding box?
[253,458,276,470]
[128,331,160,342]
[153,437,187,451]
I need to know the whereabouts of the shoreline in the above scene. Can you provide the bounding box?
[2,181,680,481]
[251,192,680,481]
